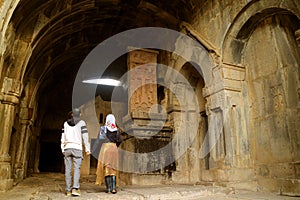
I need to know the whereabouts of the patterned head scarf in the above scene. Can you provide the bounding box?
[105,114,118,132]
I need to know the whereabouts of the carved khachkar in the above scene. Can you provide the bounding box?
[122,48,173,177]
[127,48,159,114]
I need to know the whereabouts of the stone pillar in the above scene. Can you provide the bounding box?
[202,64,255,190]
[168,79,202,184]
[13,107,33,181]
[122,48,172,185]
[29,127,41,174]
[127,48,159,115]
[124,48,163,138]
[0,102,15,191]
[0,78,21,191]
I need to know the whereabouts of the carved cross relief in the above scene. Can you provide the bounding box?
[127,49,159,114]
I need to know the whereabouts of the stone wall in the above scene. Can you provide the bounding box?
[0,0,299,196]
[189,0,250,52]
[185,0,300,194]
[244,14,300,194]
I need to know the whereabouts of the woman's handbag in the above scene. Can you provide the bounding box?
[91,127,106,159]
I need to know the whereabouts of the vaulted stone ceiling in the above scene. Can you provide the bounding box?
[10,0,202,107]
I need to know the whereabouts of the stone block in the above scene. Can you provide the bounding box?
[221,65,245,81]
[280,179,300,196]
[257,163,297,178]
[223,79,242,92]
[201,169,228,182]
[257,176,280,193]
[257,176,300,196]
[225,181,257,191]
[226,168,254,182]
[268,163,295,178]
[170,170,190,184]
[119,172,132,185]
[131,173,165,185]
[295,162,300,178]
[0,179,13,191]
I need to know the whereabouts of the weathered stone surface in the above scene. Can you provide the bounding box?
[0,0,299,196]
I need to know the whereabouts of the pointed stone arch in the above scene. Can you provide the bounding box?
[173,61,206,183]
[221,0,300,195]
[222,0,300,65]
[166,31,214,182]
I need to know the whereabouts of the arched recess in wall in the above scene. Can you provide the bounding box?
[222,0,300,65]
[172,31,214,86]
[222,0,300,194]
[2,0,48,177]
[163,27,214,178]
[179,61,207,182]
[167,30,215,182]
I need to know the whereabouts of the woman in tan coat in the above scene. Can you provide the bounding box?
[95,114,122,194]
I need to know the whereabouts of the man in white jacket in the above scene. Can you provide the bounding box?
[61,108,91,196]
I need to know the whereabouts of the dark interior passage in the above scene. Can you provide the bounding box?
[39,129,64,172]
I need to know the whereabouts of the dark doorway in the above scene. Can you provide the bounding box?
[39,129,64,172]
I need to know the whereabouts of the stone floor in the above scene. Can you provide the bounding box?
[0,173,299,200]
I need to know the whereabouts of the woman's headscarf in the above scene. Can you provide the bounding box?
[105,114,118,132]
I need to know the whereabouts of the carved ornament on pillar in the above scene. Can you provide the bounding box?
[209,51,221,66]
[123,48,173,139]
[127,48,159,114]
[203,63,245,98]
[295,29,300,48]
[20,107,34,124]
[0,77,22,105]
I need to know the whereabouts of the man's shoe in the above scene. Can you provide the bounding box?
[66,191,72,196]
[71,188,81,196]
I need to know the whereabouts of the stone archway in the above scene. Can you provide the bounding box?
[222,0,300,65]
[222,0,300,195]
[169,61,206,183]
[244,13,300,194]
[0,0,298,195]
[162,29,215,183]
[0,0,35,189]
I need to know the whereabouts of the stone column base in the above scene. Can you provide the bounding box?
[13,168,25,183]
[0,155,13,191]
[0,179,13,191]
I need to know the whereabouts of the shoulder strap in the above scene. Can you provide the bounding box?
[100,126,106,134]
[99,126,107,140]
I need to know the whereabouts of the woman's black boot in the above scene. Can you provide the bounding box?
[105,176,111,193]
[111,175,117,194]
